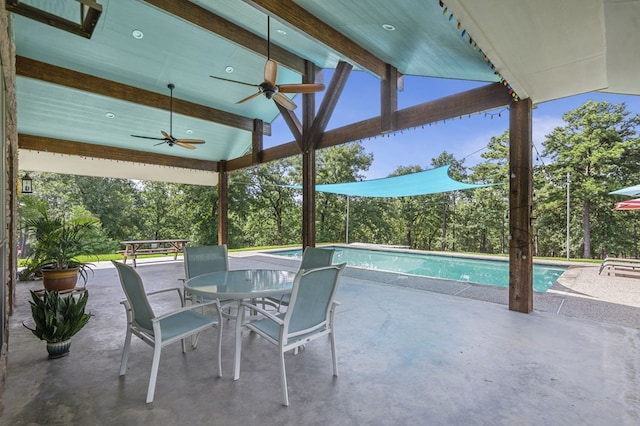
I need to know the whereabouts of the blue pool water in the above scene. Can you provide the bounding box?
[269,246,566,293]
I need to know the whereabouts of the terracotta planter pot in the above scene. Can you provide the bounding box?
[42,267,79,292]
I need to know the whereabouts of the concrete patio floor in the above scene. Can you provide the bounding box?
[1,252,639,425]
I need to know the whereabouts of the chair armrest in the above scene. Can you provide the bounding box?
[146,287,184,306]
[151,299,221,323]
[240,301,284,325]
[147,287,182,297]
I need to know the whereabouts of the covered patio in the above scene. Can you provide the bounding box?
[1,253,638,424]
[2,1,640,422]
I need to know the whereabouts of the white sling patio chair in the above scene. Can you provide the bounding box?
[183,244,237,317]
[184,244,229,278]
[182,244,228,301]
[267,246,335,310]
[239,263,346,406]
[112,260,223,403]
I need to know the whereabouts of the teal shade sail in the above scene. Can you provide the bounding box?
[291,165,500,197]
[610,184,640,197]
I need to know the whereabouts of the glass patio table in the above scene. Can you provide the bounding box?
[184,269,296,379]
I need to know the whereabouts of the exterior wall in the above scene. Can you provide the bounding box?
[0,0,18,399]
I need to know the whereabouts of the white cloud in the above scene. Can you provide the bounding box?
[533,115,564,145]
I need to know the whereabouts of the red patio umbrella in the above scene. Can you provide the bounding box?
[614,198,640,210]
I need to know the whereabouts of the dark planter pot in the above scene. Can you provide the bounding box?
[46,340,71,359]
[42,268,79,292]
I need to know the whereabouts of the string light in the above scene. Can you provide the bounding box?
[438,1,520,101]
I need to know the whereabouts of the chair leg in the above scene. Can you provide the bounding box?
[279,346,289,406]
[146,343,162,403]
[119,328,132,376]
[330,330,338,377]
[233,302,244,380]
[192,333,200,349]
[216,311,224,378]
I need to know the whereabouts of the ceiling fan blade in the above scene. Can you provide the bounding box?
[161,130,176,141]
[176,141,197,150]
[131,134,166,141]
[237,91,263,104]
[210,75,257,88]
[175,138,205,144]
[273,92,297,110]
[154,141,167,146]
[278,83,326,94]
[264,59,278,86]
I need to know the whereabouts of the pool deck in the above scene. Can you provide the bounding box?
[258,248,640,328]
[1,250,639,425]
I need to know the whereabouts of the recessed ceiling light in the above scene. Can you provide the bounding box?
[132,29,144,39]
[105,112,115,119]
[382,24,396,31]
[186,129,194,135]
[276,29,287,35]
[225,66,234,73]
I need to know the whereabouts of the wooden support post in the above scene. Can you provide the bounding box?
[252,119,263,165]
[301,61,317,248]
[381,64,398,133]
[301,148,316,248]
[509,99,533,313]
[217,160,229,246]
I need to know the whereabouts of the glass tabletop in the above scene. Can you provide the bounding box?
[184,269,296,299]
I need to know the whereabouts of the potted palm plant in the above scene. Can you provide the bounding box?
[22,206,98,291]
[23,290,91,358]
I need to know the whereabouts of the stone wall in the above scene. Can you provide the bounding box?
[0,0,18,402]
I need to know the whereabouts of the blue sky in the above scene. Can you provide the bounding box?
[268,71,640,180]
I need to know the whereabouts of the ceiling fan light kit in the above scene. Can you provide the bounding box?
[130,84,206,150]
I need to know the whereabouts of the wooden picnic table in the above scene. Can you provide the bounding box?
[118,239,189,267]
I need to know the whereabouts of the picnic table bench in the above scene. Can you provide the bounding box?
[598,257,640,278]
[118,239,189,267]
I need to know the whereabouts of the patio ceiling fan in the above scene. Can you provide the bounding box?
[210,16,325,111]
[131,84,205,150]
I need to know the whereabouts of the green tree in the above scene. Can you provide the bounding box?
[244,159,299,247]
[542,101,640,258]
[74,176,142,241]
[178,184,218,245]
[387,165,429,248]
[467,131,510,253]
[138,181,182,240]
[429,152,467,251]
[292,142,374,244]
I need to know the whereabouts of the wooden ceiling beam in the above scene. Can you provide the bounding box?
[143,0,306,74]
[245,0,387,78]
[320,82,514,149]
[226,83,513,171]
[276,103,303,146]
[7,0,102,39]
[18,134,218,172]
[308,60,352,148]
[16,56,269,135]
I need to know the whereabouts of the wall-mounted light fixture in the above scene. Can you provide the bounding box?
[21,173,33,194]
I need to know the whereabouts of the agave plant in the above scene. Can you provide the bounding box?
[24,290,91,343]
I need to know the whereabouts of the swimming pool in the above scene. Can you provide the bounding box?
[269,246,566,293]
